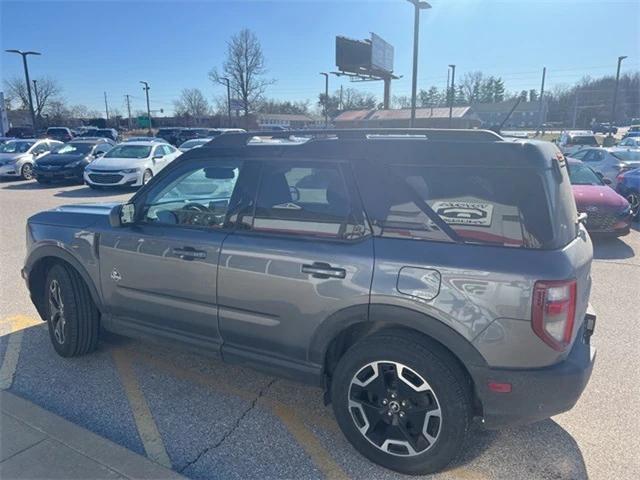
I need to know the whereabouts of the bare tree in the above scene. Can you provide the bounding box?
[3,76,62,117]
[173,88,211,124]
[460,71,484,104]
[209,29,274,117]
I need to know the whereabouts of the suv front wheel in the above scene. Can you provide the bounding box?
[45,263,100,357]
[331,332,472,475]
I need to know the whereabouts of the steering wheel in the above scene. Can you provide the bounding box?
[182,202,209,212]
[289,185,300,202]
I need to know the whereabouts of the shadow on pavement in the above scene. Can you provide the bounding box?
[54,186,131,198]
[1,180,47,190]
[451,420,588,479]
[592,236,635,260]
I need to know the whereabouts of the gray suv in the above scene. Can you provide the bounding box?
[22,129,596,474]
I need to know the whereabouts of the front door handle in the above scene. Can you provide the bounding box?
[302,262,346,279]
[172,247,207,260]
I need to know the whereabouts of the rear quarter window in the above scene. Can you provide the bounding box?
[362,164,554,249]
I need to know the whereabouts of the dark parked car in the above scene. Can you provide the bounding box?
[616,167,640,219]
[591,122,618,134]
[156,127,184,146]
[93,128,118,142]
[33,139,115,184]
[46,127,75,142]
[175,128,209,146]
[6,126,35,138]
[567,158,632,235]
[23,129,596,475]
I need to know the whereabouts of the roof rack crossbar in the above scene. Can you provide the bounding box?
[207,128,503,147]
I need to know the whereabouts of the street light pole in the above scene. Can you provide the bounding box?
[448,64,456,127]
[221,77,232,126]
[320,72,329,127]
[140,81,152,134]
[610,55,627,136]
[32,79,40,123]
[5,49,41,133]
[405,0,431,128]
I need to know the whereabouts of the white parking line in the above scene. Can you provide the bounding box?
[0,331,23,390]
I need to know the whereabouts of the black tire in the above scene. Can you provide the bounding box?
[21,163,34,180]
[331,331,472,475]
[142,169,153,185]
[44,263,100,357]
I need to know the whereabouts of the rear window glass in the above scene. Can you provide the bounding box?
[47,128,68,134]
[375,165,554,249]
[570,136,598,146]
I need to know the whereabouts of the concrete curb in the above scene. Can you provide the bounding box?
[1,391,184,479]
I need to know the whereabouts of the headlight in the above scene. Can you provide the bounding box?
[121,168,139,174]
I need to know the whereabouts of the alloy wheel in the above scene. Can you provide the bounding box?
[627,192,639,218]
[48,279,66,344]
[348,361,442,457]
[22,163,33,180]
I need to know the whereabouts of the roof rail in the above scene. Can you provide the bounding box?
[207,128,503,147]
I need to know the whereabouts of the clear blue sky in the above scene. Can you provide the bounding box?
[2,0,639,116]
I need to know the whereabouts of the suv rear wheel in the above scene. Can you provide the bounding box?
[331,332,471,475]
[45,264,100,357]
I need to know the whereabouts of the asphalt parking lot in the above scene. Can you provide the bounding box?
[1,179,639,480]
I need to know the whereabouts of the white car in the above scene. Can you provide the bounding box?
[178,138,213,152]
[0,139,63,180]
[557,130,599,156]
[84,141,181,188]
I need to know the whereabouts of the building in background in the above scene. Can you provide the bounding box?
[473,101,540,129]
[256,113,322,129]
[333,107,481,129]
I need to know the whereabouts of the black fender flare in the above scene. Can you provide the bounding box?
[24,244,104,312]
[308,303,488,370]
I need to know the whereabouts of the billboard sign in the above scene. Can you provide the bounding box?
[336,36,371,72]
[370,33,394,73]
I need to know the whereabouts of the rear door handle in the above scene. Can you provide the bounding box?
[172,247,207,260]
[302,262,346,279]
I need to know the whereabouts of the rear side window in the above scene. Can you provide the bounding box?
[570,136,598,146]
[368,165,554,248]
[251,161,366,240]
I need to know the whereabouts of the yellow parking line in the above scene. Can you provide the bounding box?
[124,347,348,478]
[266,399,350,480]
[0,314,42,337]
[112,349,172,469]
[0,331,24,390]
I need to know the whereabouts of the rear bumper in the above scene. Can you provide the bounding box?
[470,311,596,428]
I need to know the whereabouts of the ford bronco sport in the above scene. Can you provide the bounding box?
[23,129,596,474]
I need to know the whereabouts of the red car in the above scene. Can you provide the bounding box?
[567,158,632,236]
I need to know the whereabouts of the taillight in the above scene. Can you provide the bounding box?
[532,280,577,351]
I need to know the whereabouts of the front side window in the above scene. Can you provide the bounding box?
[143,161,242,228]
[56,143,92,155]
[567,163,603,186]
[251,161,364,239]
[372,165,553,249]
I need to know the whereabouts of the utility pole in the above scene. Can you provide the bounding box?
[32,79,40,121]
[104,91,110,123]
[220,77,232,126]
[5,49,41,133]
[140,81,152,134]
[339,85,344,111]
[610,55,627,134]
[537,67,546,135]
[448,64,456,127]
[406,1,432,127]
[124,94,132,130]
[320,72,329,127]
[572,90,579,128]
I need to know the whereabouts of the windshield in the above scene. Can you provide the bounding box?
[568,162,603,186]
[47,128,68,135]
[103,145,151,159]
[0,141,34,153]
[570,136,598,146]
[55,143,93,155]
[611,150,640,162]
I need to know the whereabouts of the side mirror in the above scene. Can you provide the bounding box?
[109,203,135,227]
[153,154,163,160]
